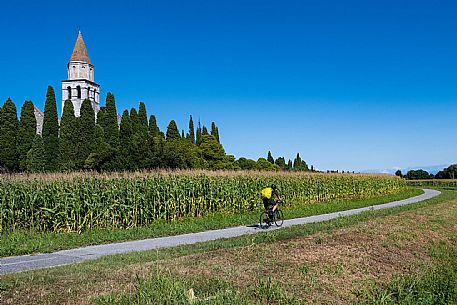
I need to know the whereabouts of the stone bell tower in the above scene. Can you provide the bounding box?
[61,31,100,117]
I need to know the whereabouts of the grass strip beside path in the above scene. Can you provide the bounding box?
[0,188,421,257]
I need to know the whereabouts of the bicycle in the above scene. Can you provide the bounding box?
[259,205,284,229]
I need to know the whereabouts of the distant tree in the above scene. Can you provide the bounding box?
[256,158,280,171]
[77,99,96,167]
[130,108,139,134]
[274,157,286,170]
[0,98,19,171]
[199,134,234,169]
[42,86,59,171]
[293,153,309,171]
[267,151,274,164]
[59,100,78,170]
[100,92,120,150]
[287,159,293,170]
[26,135,45,172]
[405,169,433,180]
[210,122,220,143]
[163,138,204,169]
[188,115,195,144]
[119,110,134,170]
[435,164,457,179]
[148,115,160,138]
[202,126,209,136]
[138,102,148,128]
[395,170,403,178]
[17,100,36,171]
[84,124,116,171]
[196,120,202,145]
[236,157,257,170]
[166,120,180,141]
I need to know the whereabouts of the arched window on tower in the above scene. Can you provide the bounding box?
[77,86,81,99]
[67,86,72,99]
[87,87,90,100]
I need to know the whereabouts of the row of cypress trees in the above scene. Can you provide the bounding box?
[0,86,229,173]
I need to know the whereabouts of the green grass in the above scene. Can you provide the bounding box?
[1,188,454,305]
[0,188,422,257]
[356,240,457,305]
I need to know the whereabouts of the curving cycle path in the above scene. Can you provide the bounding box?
[0,189,440,275]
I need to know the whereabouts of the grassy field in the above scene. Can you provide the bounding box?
[0,171,410,257]
[1,187,455,304]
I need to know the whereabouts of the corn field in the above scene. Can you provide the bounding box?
[0,171,406,233]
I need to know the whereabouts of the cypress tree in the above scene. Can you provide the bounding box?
[130,108,139,134]
[166,120,180,141]
[26,135,45,172]
[119,110,134,170]
[188,115,195,144]
[101,92,120,150]
[138,102,148,127]
[287,159,293,170]
[17,100,36,171]
[196,120,202,145]
[42,86,59,171]
[77,99,95,167]
[0,98,19,171]
[59,100,77,170]
[210,122,220,142]
[202,126,208,135]
[148,115,160,138]
[267,151,274,164]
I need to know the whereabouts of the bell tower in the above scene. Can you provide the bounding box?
[61,31,100,117]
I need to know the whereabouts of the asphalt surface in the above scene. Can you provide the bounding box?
[0,189,440,275]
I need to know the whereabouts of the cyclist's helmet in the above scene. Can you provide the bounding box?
[271,184,277,190]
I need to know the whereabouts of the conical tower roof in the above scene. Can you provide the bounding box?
[69,31,91,64]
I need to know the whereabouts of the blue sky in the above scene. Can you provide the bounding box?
[1,0,456,171]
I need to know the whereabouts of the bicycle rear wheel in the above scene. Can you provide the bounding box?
[274,209,284,227]
[259,210,271,229]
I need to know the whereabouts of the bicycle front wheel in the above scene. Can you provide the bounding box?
[259,211,271,229]
[274,209,284,227]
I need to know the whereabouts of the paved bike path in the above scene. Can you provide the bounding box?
[0,189,440,275]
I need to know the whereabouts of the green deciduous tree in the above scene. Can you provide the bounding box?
[274,157,286,170]
[17,100,36,171]
[256,158,280,171]
[0,98,19,171]
[42,86,59,171]
[236,157,257,170]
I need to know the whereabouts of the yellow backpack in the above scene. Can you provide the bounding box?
[261,187,273,199]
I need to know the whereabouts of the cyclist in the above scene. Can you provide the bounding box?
[261,184,282,220]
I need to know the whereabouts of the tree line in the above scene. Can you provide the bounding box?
[395,165,457,180]
[0,86,312,173]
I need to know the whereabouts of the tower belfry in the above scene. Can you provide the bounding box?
[62,31,100,117]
